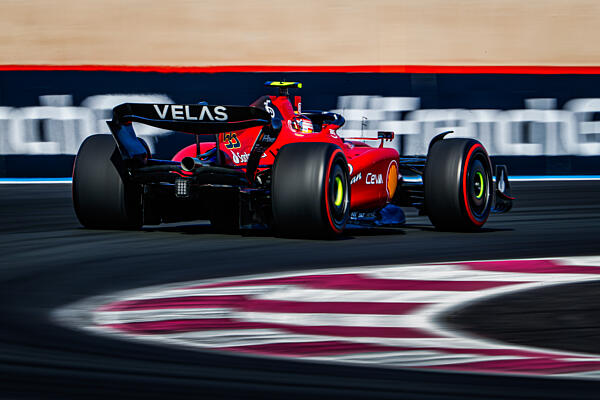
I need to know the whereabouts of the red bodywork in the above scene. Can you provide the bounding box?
[172,95,400,212]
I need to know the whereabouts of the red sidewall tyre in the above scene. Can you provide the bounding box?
[272,142,350,236]
[424,138,493,231]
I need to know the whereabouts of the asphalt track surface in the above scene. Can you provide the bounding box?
[0,181,599,399]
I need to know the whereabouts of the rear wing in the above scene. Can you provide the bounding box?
[107,103,271,161]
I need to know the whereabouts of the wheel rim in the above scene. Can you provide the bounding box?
[328,162,349,228]
[474,171,484,199]
[334,176,344,207]
[467,156,491,218]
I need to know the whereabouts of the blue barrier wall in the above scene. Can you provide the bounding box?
[1,70,599,177]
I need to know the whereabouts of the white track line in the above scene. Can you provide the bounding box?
[318,352,524,367]
[367,264,600,282]
[96,308,429,328]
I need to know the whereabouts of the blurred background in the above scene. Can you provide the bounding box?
[1,0,600,176]
[2,0,600,66]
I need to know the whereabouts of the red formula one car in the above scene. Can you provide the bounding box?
[72,81,513,235]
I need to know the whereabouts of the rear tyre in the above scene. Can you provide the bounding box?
[272,142,350,236]
[72,134,143,229]
[424,138,493,231]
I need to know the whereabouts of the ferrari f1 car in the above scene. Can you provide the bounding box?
[72,81,513,235]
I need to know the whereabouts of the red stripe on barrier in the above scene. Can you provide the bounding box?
[3,64,600,74]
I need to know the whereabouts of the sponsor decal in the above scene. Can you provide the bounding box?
[260,133,277,144]
[231,151,250,164]
[231,151,265,164]
[263,99,276,118]
[350,211,376,219]
[386,160,399,199]
[223,132,241,149]
[366,172,383,185]
[153,104,228,121]
[350,172,362,185]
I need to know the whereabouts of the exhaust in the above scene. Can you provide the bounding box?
[180,157,203,172]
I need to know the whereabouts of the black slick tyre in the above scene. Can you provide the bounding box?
[72,134,143,229]
[424,138,493,231]
[271,142,350,236]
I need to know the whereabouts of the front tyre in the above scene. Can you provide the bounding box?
[272,143,350,236]
[424,138,493,231]
[72,134,143,229]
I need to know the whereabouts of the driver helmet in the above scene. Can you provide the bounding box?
[290,115,314,134]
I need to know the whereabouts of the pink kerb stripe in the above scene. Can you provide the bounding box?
[99,296,427,315]
[189,274,520,291]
